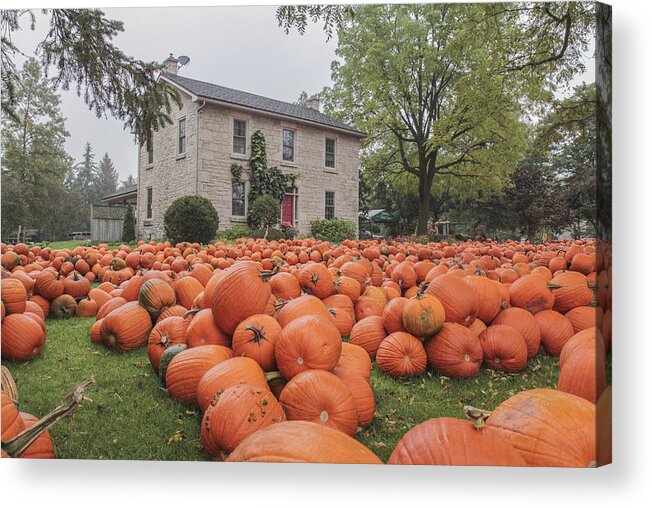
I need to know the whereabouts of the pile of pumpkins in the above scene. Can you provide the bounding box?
[0,237,611,465]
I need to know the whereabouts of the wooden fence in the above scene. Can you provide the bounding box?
[90,205,127,243]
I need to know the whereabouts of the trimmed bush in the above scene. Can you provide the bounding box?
[122,204,135,242]
[310,218,357,243]
[163,195,219,244]
[248,194,281,230]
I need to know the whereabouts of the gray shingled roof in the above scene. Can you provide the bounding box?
[161,72,365,137]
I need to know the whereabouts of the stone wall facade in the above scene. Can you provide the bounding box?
[137,90,361,240]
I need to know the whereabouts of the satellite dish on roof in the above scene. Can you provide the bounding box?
[178,55,190,67]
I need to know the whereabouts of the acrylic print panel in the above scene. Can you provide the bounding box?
[1,1,610,467]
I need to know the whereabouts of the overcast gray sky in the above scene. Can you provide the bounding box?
[10,5,339,181]
[9,4,594,183]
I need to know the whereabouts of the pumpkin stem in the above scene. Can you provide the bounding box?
[547,282,562,290]
[1,365,19,404]
[183,308,201,319]
[244,325,266,344]
[463,405,492,430]
[1,377,94,458]
[264,371,283,382]
[259,265,281,281]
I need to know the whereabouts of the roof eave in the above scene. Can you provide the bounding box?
[160,74,366,138]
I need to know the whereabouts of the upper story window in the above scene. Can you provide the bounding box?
[325,191,335,219]
[178,118,186,155]
[232,180,246,217]
[282,128,295,162]
[325,138,336,169]
[233,119,247,154]
[146,187,153,219]
[146,139,154,166]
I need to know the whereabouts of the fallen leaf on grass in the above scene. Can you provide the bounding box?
[167,431,187,444]
[370,442,387,448]
[40,375,51,381]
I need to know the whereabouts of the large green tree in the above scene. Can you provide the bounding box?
[1,9,179,145]
[1,57,76,241]
[280,3,594,235]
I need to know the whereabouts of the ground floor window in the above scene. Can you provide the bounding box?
[325,190,335,219]
[232,181,246,216]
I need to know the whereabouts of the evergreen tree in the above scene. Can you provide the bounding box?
[1,57,74,241]
[96,152,119,197]
[122,204,135,242]
[1,9,180,146]
[119,174,138,190]
[69,143,101,229]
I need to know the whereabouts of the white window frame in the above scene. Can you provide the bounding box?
[325,137,336,170]
[282,128,296,163]
[232,118,248,155]
[146,187,153,219]
[178,117,186,155]
[232,180,246,217]
[325,190,335,219]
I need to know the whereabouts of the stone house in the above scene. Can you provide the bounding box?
[136,55,364,240]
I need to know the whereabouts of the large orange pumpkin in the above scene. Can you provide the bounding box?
[201,383,284,460]
[557,327,606,403]
[464,276,502,324]
[492,307,541,358]
[349,316,387,359]
[279,369,358,436]
[509,274,554,314]
[185,308,230,348]
[166,345,233,404]
[147,316,188,373]
[225,420,382,464]
[336,342,372,382]
[210,261,272,335]
[534,310,575,355]
[402,293,445,339]
[478,325,527,372]
[425,274,478,327]
[1,313,45,360]
[388,417,525,466]
[18,412,55,459]
[332,367,375,428]
[231,314,281,372]
[487,388,596,467]
[424,322,483,378]
[138,278,176,319]
[1,278,27,315]
[196,356,268,413]
[100,301,152,351]
[376,331,427,378]
[275,314,342,380]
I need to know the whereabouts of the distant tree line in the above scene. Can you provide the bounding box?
[1,58,136,242]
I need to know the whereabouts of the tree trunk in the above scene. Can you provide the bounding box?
[416,175,432,236]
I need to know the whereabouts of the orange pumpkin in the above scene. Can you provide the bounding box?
[376,332,427,378]
[275,314,342,380]
[424,322,483,378]
[279,369,358,436]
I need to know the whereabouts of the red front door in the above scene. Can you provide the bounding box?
[282,194,294,225]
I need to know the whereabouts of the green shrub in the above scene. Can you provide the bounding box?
[248,194,281,230]
[215,225,253,241]
[122,204,135,242]
[163,195,219,244]
[310,218,357,243]
[250,228,285,241]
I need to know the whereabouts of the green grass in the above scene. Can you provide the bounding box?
[5,317,569,462]
[358,356,561,462]
[36,240,138,250]
[5,318,204,461]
